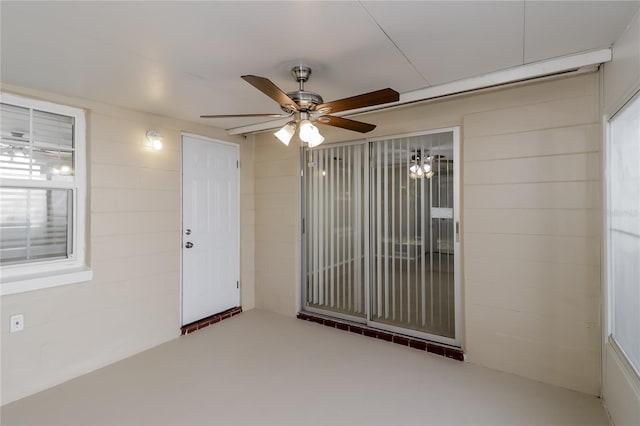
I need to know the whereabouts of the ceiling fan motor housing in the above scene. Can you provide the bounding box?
[284,90,324,113]
[279,65,325,114]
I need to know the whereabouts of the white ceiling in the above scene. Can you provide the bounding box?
[1,1,638,134]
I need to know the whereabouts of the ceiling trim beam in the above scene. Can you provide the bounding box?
[399,48,611,104]
[227,48,611,136]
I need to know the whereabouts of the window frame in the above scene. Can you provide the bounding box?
[0,92,91,295]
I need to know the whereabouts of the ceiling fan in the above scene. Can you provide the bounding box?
[201,65,400,147]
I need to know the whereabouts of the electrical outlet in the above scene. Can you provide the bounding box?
[10,314,24,333]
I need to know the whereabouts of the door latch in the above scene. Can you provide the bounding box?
[185,242,194,249]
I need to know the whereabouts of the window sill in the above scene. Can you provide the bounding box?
[0,267,93,296]
[609,336,640,383]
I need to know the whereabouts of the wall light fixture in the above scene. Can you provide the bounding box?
[146,130,163,151]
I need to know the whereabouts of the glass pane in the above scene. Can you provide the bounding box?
[370,132,455,339]
[609,93,640,371]
[0,188,28,263]
[0,145,32,179]
[0,188,71,265]
[33,109,74,149]
[0,104,75,181]
[612,232,640,368]
[0,103,30,143]
[304,145,366,318]
[1,104,31,179]
[31,147,74,182]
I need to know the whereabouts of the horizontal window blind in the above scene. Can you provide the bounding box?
[33,109,74,149]
[0,188,71,265]
[1,103,75,182]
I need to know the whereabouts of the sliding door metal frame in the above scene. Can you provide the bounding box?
[300,127,461,347]
[301,140,368,324]
[366,127,461,347]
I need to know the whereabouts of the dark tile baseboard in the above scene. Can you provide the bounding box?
[297,311,464,361]
[181,306,242,335]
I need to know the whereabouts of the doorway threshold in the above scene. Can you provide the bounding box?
[297,311,464,361]
[181,306,242,335]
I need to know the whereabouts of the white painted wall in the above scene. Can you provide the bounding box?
[463,84,601,395]
[0,69,614,405]
[254,72,602,395]
[0,85,255,405]
[602,9,640,426]
[254,137,302,316]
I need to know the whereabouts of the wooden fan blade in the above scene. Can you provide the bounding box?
[241,75,299,110]
[318,115,376,133]
[316,88,399,114]
[200,113,290,118]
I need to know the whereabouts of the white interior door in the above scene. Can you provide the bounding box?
[182,134,239,326]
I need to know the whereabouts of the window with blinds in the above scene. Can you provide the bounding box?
[1,97,79,268]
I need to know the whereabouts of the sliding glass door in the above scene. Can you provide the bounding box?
[369,131,459,342]
[302,129,460,346]
[303,143,367,319]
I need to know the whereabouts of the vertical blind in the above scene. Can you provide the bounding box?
[369,133,455,338]
[303,132,457,340]
[0,102,75,265]
[304,144,366,318]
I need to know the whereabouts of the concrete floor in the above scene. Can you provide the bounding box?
[1,309,609,425]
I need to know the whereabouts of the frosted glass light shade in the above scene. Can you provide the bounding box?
[409,164,422,174]
[299,120,316,141]
[307,131,324,147]
[299,119,324,147]
[409,162,431,175]
[274,123,296,145]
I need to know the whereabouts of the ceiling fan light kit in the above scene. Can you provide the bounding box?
[298,119,324,147]
[274,122,296,146]
[409,151,435,179]
[202,65,400,148]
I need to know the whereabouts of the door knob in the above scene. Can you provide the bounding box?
[185,242,194,249]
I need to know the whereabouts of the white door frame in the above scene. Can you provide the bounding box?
[180,132,240,327]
